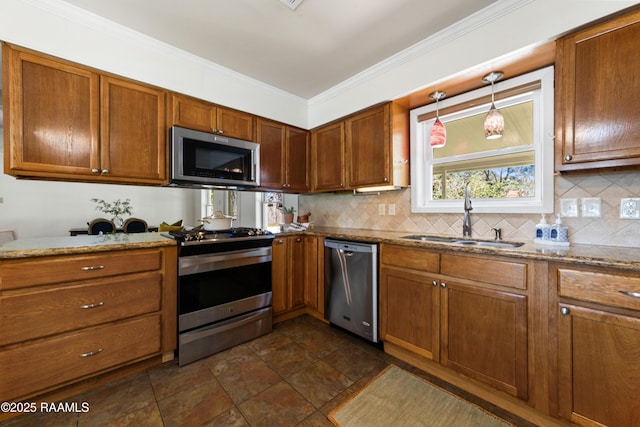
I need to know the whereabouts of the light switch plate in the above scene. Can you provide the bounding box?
[560,198,578,217]
[581,198,601,218]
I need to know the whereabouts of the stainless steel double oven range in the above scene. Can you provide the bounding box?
[166,228,274,366]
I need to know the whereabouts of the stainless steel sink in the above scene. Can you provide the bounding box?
[402,235,524,248]
[454,239,524,248]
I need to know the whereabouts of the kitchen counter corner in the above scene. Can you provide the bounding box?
[0,233,177,259]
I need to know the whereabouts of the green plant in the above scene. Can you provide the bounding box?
[281,206,296,214]
[91,198,133,219]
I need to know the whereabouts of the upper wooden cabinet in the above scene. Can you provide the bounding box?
[311,121,346,191]
[256,118,309,192]
[168,93,254,141]
[310,102,409,192]
[3,44,167,185]
[555,8,640,171]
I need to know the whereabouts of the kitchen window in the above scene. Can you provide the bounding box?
[409,66,554,213]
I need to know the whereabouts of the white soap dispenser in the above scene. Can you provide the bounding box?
[535,214,550,241]
[550,214,568,242]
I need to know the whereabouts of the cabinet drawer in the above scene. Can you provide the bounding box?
[381,245,439,272]
[0,314,161,401]
[440,254,527,290]
[0,272,162,346]
[558,268,640,311]
[0,249,162,290]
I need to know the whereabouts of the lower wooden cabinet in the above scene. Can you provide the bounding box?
[441,280,528,399]
[380,266,439,360]
[0,246,177,402]
[555,265,640,427]
[0,314,161,400]
[272,235,320,318]
[380,244,529,400]
[272,236,305,314]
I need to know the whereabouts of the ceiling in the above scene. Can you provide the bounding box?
[60,0,498,99]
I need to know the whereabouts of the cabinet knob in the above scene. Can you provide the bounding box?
[564,155,573,162]
[295,238,302,243]
[431,280,438,287]
[440,282,447,288]
[91,168,100,174]
[218,129,224,134]
[560,307,570,316]
[384,177,389,182]
[101,169,109,174]
[275,239,284,244]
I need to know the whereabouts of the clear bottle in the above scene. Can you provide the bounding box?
[535,214,550,240]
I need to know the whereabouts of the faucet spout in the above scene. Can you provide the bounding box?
[463,183,472,237]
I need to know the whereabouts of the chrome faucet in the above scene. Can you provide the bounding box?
[463,183,472,237]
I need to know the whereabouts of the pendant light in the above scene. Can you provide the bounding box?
[482,71,504,139]
[429,91,447,148]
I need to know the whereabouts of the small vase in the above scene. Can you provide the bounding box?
[113,216,124,228]
[284,213,294,224]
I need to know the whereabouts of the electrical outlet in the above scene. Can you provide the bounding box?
[388,204,396,216]
[378,204,385,216]
[620,198,640,219]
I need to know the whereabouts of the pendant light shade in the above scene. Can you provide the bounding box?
[429,91,447,148]
[482,72,504,139]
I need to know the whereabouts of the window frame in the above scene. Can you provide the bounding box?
[409,66,555,214]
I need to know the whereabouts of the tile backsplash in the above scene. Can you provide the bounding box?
[299,170,640,248]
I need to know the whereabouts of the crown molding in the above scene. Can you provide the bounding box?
[308,0,534,105]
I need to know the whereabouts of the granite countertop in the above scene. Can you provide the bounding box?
[295,227,640,272]
[0,233,177,259]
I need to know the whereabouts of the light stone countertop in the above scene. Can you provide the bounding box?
[2,227,640,272]
[0,233,177,259]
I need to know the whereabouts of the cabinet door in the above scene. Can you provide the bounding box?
[311,121,346,191]
[380,267,440,361]
[441,280,528,399]
[257,118,286,189]
[286,127,310,192]
[558,303,640,427]
[216,106,254,141]
[346,104,390,188]
[288,237,306,309]
[169,94,216,132]
[101,76,167,184]
[556,10,640,171]
[3,47,100,177]
[271,238,288,314]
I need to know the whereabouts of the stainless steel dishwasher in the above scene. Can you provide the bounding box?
[324,239,378,343]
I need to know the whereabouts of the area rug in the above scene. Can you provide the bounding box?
[329,365,514,427]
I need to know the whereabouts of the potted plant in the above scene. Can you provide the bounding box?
[91,198,133,227]
[281,206,296,224]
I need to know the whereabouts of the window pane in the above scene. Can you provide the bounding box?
[433,101,533,160]
[432,163,535,200]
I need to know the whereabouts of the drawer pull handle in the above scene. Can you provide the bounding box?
[80,302,104,309]
[80,265,105,271]
[620,290,640,298]
[79,348,103,358]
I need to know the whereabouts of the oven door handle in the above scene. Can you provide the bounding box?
[179,247,272,276]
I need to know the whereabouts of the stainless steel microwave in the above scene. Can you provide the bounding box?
[169,126,260,188]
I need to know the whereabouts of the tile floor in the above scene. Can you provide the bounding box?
[2,315,533,427]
